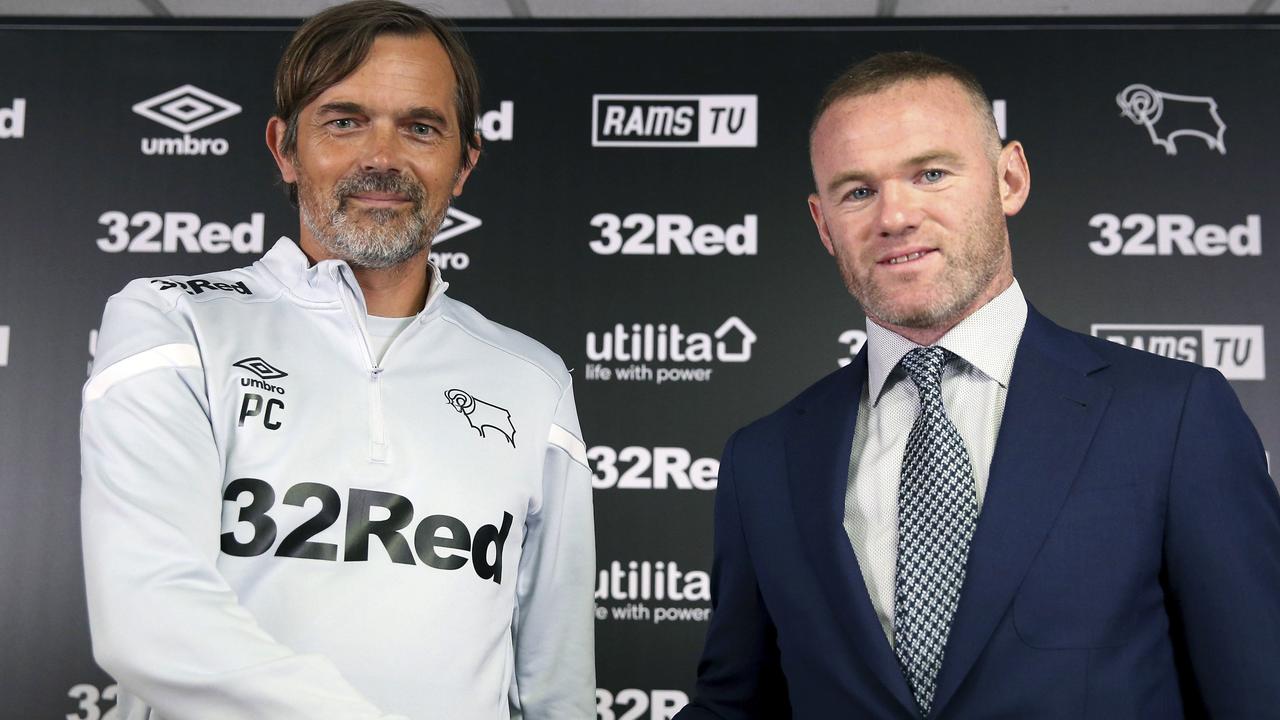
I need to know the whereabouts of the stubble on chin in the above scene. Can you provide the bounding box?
[295,168,448,270]
[840,195,1008,331]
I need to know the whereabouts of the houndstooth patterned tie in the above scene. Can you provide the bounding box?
[893,346,978,717]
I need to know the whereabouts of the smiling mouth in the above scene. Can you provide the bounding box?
[880,249,936,265]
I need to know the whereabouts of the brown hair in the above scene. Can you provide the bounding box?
[811,51,1000,158]
[273,0,481,201]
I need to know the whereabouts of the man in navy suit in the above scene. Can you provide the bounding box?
[676,52,1280,719]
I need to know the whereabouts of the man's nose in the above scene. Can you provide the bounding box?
[876,182,922,237]
[360,121,402,174]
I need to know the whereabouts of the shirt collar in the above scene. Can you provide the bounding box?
[258,237,450,317]
[864,279,1027,406]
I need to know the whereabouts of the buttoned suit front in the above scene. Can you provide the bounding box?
[677,304,1280,719]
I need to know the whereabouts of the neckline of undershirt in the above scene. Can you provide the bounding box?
[365,314,416,364]
[366,314,415,337]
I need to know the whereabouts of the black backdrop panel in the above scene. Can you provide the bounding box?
[0,18,1275,718]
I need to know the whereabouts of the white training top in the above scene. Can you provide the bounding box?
[80,238,595,720]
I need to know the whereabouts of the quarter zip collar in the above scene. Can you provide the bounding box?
[257,237,451,322]
[256,238,450,465]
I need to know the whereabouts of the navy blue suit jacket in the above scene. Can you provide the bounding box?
[677,307,1280,719]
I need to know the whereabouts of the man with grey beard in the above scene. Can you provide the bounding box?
[79,3,595,718]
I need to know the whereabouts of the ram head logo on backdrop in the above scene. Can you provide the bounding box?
[1116,83,1227,156]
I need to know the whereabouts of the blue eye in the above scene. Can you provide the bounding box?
[922,169,946,183]
[330,118,355,129]
[410,123,436,136]
[849,187,873,200]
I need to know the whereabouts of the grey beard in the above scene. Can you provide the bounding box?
[303,201,440,270]
[294,166,449,270]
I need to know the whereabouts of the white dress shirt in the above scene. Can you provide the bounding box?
[843,280,1028,644]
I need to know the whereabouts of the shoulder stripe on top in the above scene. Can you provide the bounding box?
[547,423,589,469]
[84,343,202,402]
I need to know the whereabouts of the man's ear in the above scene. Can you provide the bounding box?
[998,140,1030,217]
[808,193,836,257]
[266,116,296,184]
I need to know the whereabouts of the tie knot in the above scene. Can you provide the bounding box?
[900,346,948,391]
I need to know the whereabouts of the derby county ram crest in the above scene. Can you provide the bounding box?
[1116,83,1227,156]
[445,389,516,447]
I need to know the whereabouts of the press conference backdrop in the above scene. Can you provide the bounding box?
[0,16,1275,718]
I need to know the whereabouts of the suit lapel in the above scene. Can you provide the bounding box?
[784,352,918,716]
[929,309,1112,718]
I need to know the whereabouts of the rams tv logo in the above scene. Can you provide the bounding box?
[592,95,757,147]
[446,389,516,446]
[1092,324,1265,380]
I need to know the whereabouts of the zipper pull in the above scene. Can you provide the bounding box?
[369,366,387,462]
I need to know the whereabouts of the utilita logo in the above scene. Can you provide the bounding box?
[596,560,710,603]
[584,317,756,386]
[133,85,241,156]
[0,98,25,139]
[589,213,757,256]
[1116,84,1226,156]
[429,207,481,272]
[594,560,711,625]
[1092,324,1265,380]
[592,94,756,147]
